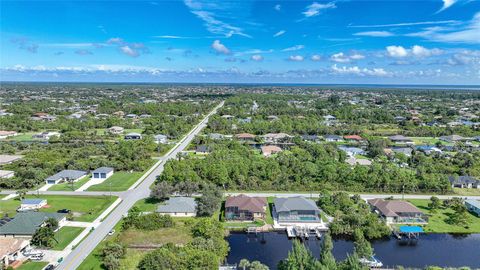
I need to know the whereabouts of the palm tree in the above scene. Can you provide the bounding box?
[239,259,250,270]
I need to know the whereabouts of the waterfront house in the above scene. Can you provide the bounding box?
[225,195,267,221]
[0,238,29,268]
[124,132,142,140]
[107,126,124,135]
[0,212,66,238]
[465,200,480,216]
[0,170,15,179]
[45,169,87,185]
[368,199,427,224]
[273,197,322,224]
[18,199,47,211]
[346,157,372,166]
[92,167,114,180]
[261,145,282,157]
[156,197,197,217]
[448,175,480,189]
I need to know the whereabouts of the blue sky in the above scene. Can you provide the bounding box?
[1,0,479,84]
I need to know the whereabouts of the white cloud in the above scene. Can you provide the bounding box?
[437,0,457,13]
[330,52,364,63]
[251,54,264,61]
[386,46,409,58]
[331,64,390,77]
[311,55,322,61]
[273,30,286,37]
[211,40,230,54]
[406,13,480,44]
[107,37,124,44]
[120,46,139,57]
[282,45,305,52]
[184,1,251,38]
[411,45,443,57]
[350,53,365,60]
[353,31,394,37]
[302,2,336,17]
[288,55,304,61]
[274,4,281,11]
[155,35,184,39]
[330,52,350,63]
[349,20,460,28]
[386,45,443,58]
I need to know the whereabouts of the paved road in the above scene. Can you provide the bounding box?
[57,101,224,270]
[225,192,480,200]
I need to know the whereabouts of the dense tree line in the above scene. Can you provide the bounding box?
[159,140,451,193]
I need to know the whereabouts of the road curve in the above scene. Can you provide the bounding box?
[57,101,224,270]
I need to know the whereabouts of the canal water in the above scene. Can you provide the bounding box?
[226,232,480,269]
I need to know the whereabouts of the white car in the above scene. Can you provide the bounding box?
[108,229,115,236]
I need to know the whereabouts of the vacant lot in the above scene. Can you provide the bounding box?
[118,220,192,247]
[48,176,91,191]
[409,199,480,233]
[87,172,143,191]
[0,195,116,222]
[53,226,85,250]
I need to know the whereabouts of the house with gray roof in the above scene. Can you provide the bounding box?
[388,135,413,144]
[45,170,87,185]
[273,197,322,224]
[92,167,114,180]
[0,212,66,238]
[449,175,480,189]
[156,197,197,217]
[124,132,142,140]
[465,200,480,216]
[154,134,168,144]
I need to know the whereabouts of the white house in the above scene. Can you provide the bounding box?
[32,131,61,140]
[91,167,114,180]
[18,199,47,211]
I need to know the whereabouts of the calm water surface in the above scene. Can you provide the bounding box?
[226,232,480,269]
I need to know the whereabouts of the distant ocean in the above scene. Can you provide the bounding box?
[1,81,479,90]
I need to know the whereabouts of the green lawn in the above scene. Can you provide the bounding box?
[266,197,274,225]
[2,132,42,142]
[133,198,161,212]
[48,176,91,191]
[52,226,85,250]
[408,199,480,233]
[86,172,143,191]
[453,188,480,196]
[17,261,48,270]
[0,197,21,217]
[11,195,116,222]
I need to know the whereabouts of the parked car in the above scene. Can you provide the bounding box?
[57,209,71,213]
[45,264,56,270]
[108,229,115,236]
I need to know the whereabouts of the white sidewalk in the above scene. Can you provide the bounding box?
[2,193,17,200]
[38,183,53,191]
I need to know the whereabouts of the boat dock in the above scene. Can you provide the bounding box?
[286,226,323,239]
